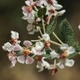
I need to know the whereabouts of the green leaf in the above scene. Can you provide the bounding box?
[58,19,74,46]
[73,42,80,52]
[46,16,57,34]
[38,7,46,17]
[43,54,50,57]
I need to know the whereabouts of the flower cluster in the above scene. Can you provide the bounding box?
[2,0,80,75]
[22,0,65,34]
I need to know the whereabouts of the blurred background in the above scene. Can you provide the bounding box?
[0,0,80,80]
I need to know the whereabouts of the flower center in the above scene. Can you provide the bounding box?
[44,41,50,48]
[23,48,31,55]
[50,68,58,75]
[47,0,53,5]
[48,9,55,13]
[11,38,17,44]
[26,6,33,12]
[35,55,42,61]
[61,51,68,59]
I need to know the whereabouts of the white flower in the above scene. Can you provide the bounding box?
[60,44,75,55]
[60,44,69,50]
[25,0,34,6]
[50,50,59,59]
[57,10,66,16]
[42,33,50,41]
[35,42,44,50]
[27,24,34,31]
[78,24,80,30]
[23,40,32,48]
[17,55,25,64]
[8,53,17,68]
[65,47,75,55]
[31,47,45,55]
[57,59,75,69]
[17,55,34,64]
[22,6,35,23]
[2,42,14,52]
[36,0,47,8]
[53,3,63,10]
[31,42,44,55]
[26,24,39,34]
[65,59,75,67]
[13,44,23,51]
[36,57,50,72]
[11,31,19,39]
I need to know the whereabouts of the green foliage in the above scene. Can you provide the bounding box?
[38,7,46,17]
[46,16,57,34]
[58,19,74,46]
[73,42,80,52]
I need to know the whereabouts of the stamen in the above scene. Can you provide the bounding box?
[52,32,63,44]
[42,18,45,33]
[50,40,61,46]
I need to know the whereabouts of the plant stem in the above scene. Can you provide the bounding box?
[34,6,38,11]
[47,14,52,24]
[42,18,45,33]
[52,32,63,44]
[38,27,43,37]
[50,40,61,46]
[31,39,41,42]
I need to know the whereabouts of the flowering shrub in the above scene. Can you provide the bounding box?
[2,0,80,75]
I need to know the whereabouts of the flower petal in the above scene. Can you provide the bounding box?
[2,42,14,52]
[65,59,75,67]
[27,24,33,31]
[57,60,64,69]
[35,41,44,50]
[17,55,25,64]
[66,47,75,55]
[10,59,16,68]
[23,40,32,48]
[25,56,34,64]
[11,31,19,39]
[42,33,50,41]
[13,44,22,51]
[50,50,59,59]
[60,44,68,51]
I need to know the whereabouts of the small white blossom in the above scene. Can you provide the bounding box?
[54,3,63,10]
[8,53,17,68]
[13,44,23,51]
[50,50,59,59]
[36,57,50,72]
[35,42,44,50]
[22,6,35,23]
[42,33,50,41]
[57,10,66,16]
[65,59,75,67]
[23,40,32,48]
[17,55,34,64]
[31,42,44,55]
[57,59,75,69]
[36,0,47,8]
[60,44,69,50]
[2,42,14,52]
[60,44,75,55]
[25,0,34,6]
[27,24,34,31]
[17,55,25,64]
[11,31,19,39]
